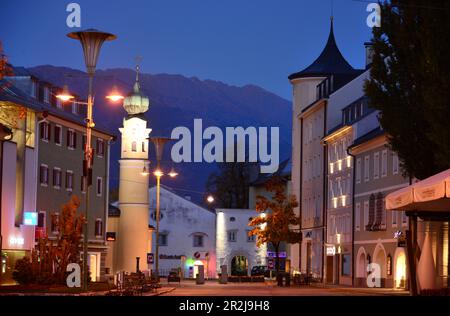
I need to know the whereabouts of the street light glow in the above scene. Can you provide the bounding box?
[56,85,74,102]
[106,86,124,102]
[168,168,178,178]
[154,169,164,177]
[207,195,214,203]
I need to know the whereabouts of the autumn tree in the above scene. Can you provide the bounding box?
[365,0,450,179]
[248,176,301,276]
[13,195,84,285]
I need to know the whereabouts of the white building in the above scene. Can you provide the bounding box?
[216,209,267,276]
[149,186,216,279]
[288,19,362,278]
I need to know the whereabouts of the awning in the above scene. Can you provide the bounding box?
[386,169,450,211]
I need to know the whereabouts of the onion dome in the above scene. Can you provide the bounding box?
[123,65,149,115]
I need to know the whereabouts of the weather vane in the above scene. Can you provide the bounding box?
[134,55,143,81]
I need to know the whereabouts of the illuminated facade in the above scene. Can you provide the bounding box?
[288,19,361,279]
[111,67,152,274]
[148,186,216,278]
[216,208,267,276]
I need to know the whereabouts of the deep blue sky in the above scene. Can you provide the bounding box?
[0,0,372,100]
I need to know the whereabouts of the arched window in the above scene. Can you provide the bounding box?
[131,141,137,152]
[141,141,146,152]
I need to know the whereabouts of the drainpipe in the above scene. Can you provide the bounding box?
[15,110,27,227]
[322,101,328,283]
[347,147,356,287]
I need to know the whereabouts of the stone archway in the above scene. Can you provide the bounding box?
[373,243,387,286]
[355,247,367,287]
[393,248,407,288]
[231,256,248,276]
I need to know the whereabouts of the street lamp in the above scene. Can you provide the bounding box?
[147,137,177,280]
[66,28,116,292]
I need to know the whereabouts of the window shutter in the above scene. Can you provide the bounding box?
[73,131,77,148]
[67,131,70,147]
[47,123,51,142]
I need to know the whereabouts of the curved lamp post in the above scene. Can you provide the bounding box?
[67,28,116,291]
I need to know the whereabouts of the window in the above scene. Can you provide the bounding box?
[40,164,49,186]
[227,230,237,242]
[43,86,50,103]
[53,167,61,188]
[51,213,59,234]
[131,141,137,152]
[65,170,73,191]
[355,202,361,231]
[363,201,369,229]
[37,212,46,229]
[80,176,86,193]
[56,98,63,109]
[392,210,397,227]
[96,177,103,196]
[40,122,50,142]
[364,156,370,182]
[97,139,104,157]
[158,233,168,246]
[402,211,408,227]
[230,217,236,222]
[54,125,62,145]
[142,142,146,152]
[247,231,255,242]
[341,254,351,276]
[373,152,380,179]
[67,129,76,149]
[393,153,399,175]
[387,255,392,276]
[71,102,79,115]
[31,80,37,98]
[95,218,103,237]
[193,235,204,247]
[381,150,388,177]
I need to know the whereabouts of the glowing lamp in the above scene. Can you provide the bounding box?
[206,195,215,203]
[106,86,124,102]
[168,168,178,178]
[154,169,164,177]
[56,85,74,102]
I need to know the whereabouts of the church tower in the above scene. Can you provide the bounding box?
[116,65,152,273]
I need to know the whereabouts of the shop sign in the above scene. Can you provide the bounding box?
[326,245,336,256]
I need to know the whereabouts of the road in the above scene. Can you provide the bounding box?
[157,280,409,296]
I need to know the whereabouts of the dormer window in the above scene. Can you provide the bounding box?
[71,102,79,115]
[31,80,37,98]
[43,86,50,104]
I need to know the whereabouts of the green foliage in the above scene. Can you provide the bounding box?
[248,176,301,273]
[365,0,450,179]
[12,195,84,285]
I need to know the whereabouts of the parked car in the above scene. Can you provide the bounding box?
[251,265,267,276]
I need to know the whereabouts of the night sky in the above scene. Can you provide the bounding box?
[0,0,373,99]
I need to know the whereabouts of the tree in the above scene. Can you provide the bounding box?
[0,41,13,81]
[248,176,301,277]
[13,195,84,285]
[364,0,450,180]
[205,161,256,209]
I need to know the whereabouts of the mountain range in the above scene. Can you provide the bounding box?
[29,65,292,204]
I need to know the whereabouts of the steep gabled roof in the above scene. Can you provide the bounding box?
[288,19,357,80]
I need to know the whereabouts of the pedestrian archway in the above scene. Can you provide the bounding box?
[394,248,407,288]
[231,256,248,276]
[373,243,387,286]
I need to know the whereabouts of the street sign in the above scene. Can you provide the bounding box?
[23,212,37,226]
[147,253,154,264]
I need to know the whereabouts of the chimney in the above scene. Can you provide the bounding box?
[364,42,374,68]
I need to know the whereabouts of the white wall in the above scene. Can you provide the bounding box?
[149,186,216,278]
[327,70,370,131]
[215,208,267,275]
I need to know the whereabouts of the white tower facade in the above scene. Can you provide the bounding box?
[116,67,152,273]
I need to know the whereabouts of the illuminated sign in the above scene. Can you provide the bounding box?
[326,246,336,256]
[267,251,287,258]
[23,212,38,226]
[9,236,24,246]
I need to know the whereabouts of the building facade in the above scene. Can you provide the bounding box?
[149,186,216,279]
[349,121,410,288]
[289,19,362,279]
[1,67,114,283]
[216,208,267,276]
